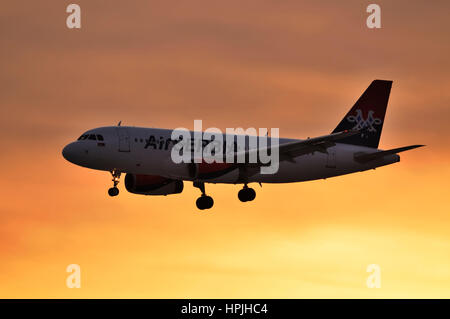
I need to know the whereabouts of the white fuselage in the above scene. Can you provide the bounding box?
[62,126,400,184]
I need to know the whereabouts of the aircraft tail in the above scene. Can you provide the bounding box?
[332,80,392,148]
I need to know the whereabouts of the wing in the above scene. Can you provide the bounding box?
[191,130,361,181]
[229,129,362,165]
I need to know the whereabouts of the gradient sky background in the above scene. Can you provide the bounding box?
[1,0,449,298]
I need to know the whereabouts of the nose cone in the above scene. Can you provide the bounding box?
[62,142,79,164]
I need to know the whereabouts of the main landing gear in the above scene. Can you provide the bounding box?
[238,184,256,202]
[193,182,257,210]
[194,181,214,210]
[108,170,121,197]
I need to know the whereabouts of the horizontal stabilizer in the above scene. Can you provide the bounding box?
[354,145,425,163]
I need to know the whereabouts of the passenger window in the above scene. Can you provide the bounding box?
[97,135,104,141]
[88,134,97,140]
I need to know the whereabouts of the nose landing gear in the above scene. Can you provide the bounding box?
[108,170,121,197]
[238,184,256,202]
[194,181,214,210]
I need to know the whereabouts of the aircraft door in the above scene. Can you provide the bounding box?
[117,127,130,152]
[326,148,336,168]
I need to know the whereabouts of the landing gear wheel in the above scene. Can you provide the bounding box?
[108,169,121,197]
[238,189,248,202]
[193,182,214,210]
[108,187,119,197]
[238,186,256,202]
[246,188,256,201]
[204,196,214,209]
[196,195,214,210]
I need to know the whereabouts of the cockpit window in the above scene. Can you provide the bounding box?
[78,134,88,140]
[78,133,104,141]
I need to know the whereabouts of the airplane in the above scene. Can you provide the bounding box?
[62,80,424,210]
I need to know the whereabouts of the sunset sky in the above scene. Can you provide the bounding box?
[1,0,449,298]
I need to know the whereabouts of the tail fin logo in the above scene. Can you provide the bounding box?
[347,109,382,133]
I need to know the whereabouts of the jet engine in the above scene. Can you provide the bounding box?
[124,174,183,195]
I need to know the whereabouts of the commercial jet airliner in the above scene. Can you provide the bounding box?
[62,80,423,210]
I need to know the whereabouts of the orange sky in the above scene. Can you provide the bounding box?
[1,0,449,298]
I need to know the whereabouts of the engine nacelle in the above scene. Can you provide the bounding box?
[124,174,183,195]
